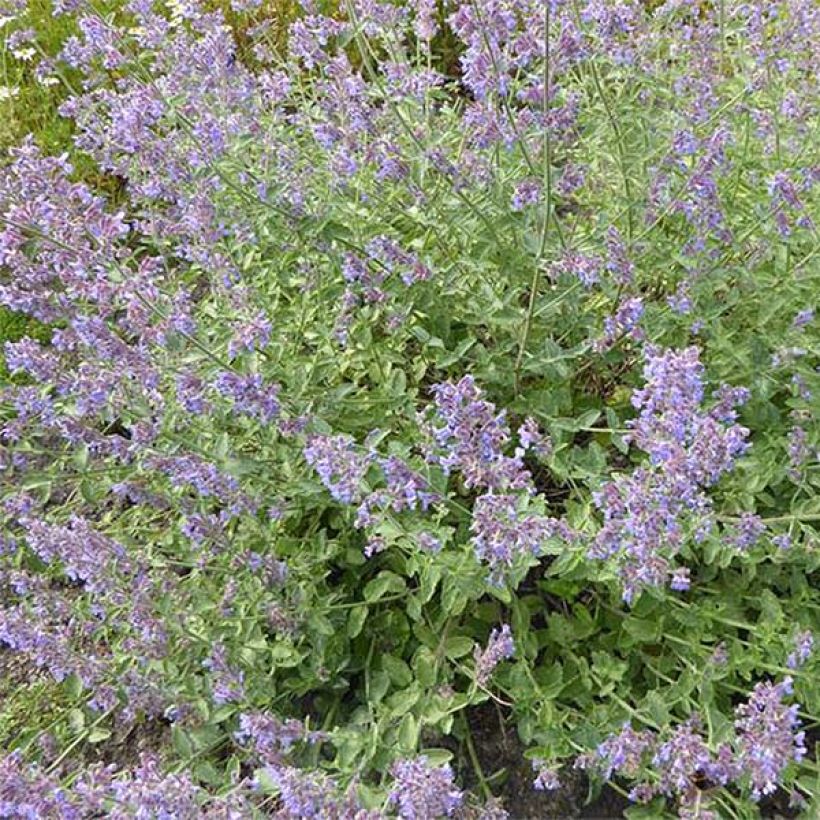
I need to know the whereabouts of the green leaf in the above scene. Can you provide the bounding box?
[382,655,413,688]
[172,725,194,758]
[444,636,474,659]
[364,571,406,602]
[270,643,304,667]
[369,670,390,704]
[347,606,367,638]
[398,713,418,750]
[624,799,668,819]
[623,616,662,643]
[386,686,420,716]
[419,748,453,767]
[536,661,564,699]
[413,648,437,687]
[64,673,83,700]
[87,727,112,744]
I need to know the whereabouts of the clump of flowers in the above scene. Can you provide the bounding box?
[587,676,807,812]
[388,756,464,820]
[474,624,515,686]
[0,0,816,815]
[589,346,751,601]
[734,677,807,800]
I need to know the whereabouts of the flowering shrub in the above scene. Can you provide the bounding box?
[0,0,818,817]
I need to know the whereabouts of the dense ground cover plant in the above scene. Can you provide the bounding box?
[0,0,818,816]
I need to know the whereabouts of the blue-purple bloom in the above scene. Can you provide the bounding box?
[388,756,463,819]
[213,371,281,422]
[423,376,532,492]
[734,677,806,799]
[531,760,560,791]
[304,434,371,504]
[511,178,542,211]
[786,631,813,669]
[203,643,245,705]
[470,493,554,582]
[474,624,514,686]
[590,346,751,601]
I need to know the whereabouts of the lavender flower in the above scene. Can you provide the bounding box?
[591,347,751,601]
[772,534,792,551]
[470,493,552,581]
[388,756,463,819]
[235,712,320,765]
[787,425,809,480]
[228,311,272,358]
[786,631,813,669]
[550,251,602,288]
[531,759,560,791]
[725,513,766,552]
[423,376,532,491]
[652,719,737,797]
[213,371,281,423]
[595,297,644,351]
[596,723,656,780]
[474,624,514,685]
[203,643,245,705]
[670,566,691,591]
[304,434,371,504]
[418,532,442,553]
[413,0,438,41]
[792,308,814,328]
[356,455,438,527]
[517,417,552,459]
[734,677,806,799]
[605,226,635,285]
[511,178,542,211]
[710,642,729,667]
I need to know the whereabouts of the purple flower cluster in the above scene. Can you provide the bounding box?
[786,425,811,481]
[511,178,542,211]
[651,720,738,800]
[235,711,322,766]
[0,751,254,817]
[517,417,552,459]
[589,676,806,808]
[423,376,531,492]
[355,454,439,529]
[145,453,255,516]
[531,760,560,791]
[595,723,655,781]
[724,513,766,552]
[786,630,814,670]
[388,756,463,819]
[595,297,644,352]
[334,238,432,343]
[471,494,556,582]
[734,677,807,799]
[474,623,515,685]
[213,371,281,422]
[769,171,814,237]
[303,434,372,504]
[550,250,602,288]
[202,643,245,705]
[590,346,750,601]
